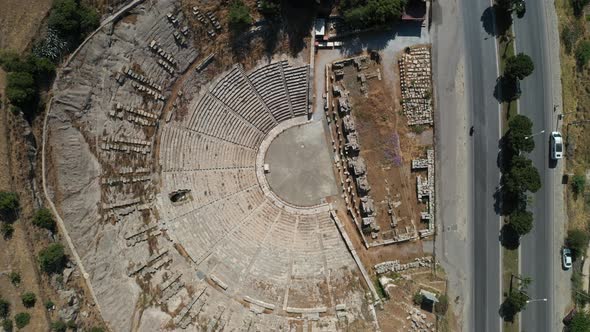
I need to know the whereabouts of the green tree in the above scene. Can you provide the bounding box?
[0,298,10,319]
[0,191,19,218]
[576,40,590,68]
[2,319,13,332]
[505,53,535,80]
[228,0,252,32]
[506,114,534,153]
[503,155,542,194]
[48,0,99,43]
[343,0,407,29]
[567,229,590,259]
[38,243,67,274]
[5,71,37,107]
[14,312,30,329]
[32,208,56,232]
[508,209,533,236]
[51,320,67,332]
[21,292,36,308]
[572,175,586,195]
[570,310,590,331]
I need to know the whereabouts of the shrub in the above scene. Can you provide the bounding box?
[89,327,105,332]
[0,191,19,218]
[45,300,55,310]
[572,175,586,195]
[2,319,13,332]
[435,294,449,315]
[562,23,583,54]
[572,0,590,16]
[51,320,67,332]
[567,229,590,259]
[39,243,67,274]
[32,208,56,232]
[0,298,10,319]
[21,292,36,308]
[570,310,590,331]
[1,223,14,239]
[228,0,252,32]
[14,312,30,329]
[576,40,590,67]
[66,319,77,329]
[413,292,423,305]
[9,272,21,286]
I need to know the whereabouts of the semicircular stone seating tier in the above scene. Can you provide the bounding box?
[157,61,367,318]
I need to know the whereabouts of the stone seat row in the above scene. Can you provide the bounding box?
[186,93,264,148]
[248,61,293,122]
[160,127,256,172]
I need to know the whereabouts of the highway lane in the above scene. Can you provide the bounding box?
[461,0,503,330]
[514,0,557,331]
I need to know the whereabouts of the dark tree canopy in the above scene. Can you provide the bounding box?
[20,292,36,308]
[14,312,30,329]
[505,53,534,80]
[508,209,533,236]
[342,0,407,29]
[567,229,589,259]
[38,243,67,274]
[32,208,56,232]
[506,114,534,153]
[0,298,10,319]
[501,289,529,319]
[503,155,541,194]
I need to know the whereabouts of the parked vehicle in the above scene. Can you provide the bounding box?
[550,131,563,160]
[562,247,573,270]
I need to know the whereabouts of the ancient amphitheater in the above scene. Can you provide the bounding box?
[43,1,376,331]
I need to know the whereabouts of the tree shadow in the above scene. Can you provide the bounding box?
[481,5,513,37]
[499,299,517,322]
[494,75,521,103]
[500,224,520,249]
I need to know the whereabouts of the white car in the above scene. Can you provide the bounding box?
[562,248,573,270]
[550,131,563,160]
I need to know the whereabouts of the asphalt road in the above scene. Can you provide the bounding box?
[461,0,503,330]
[514,0,557,330]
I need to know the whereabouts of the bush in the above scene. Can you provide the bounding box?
[39,243,67,274]
[508,209,533,236]
[66,319,77,329]
[0,298,10,319]
[562,23,583,54]
[435,294,449,315]
[21,292,36,308]
[1,223,14,239]
[0,191,19,218]
[45,300,55,310]
[576,40,590,68]
[567,229,590,259]
[14,312,30,329]
[572,0,590,16]
[89,327,105,332]
[504,53,534,80]
[9,272,21,286]
[572,175,586,195]
[413,292,423,305]
[570,310,590,331]
[2,319,13,332]
[342,0,407,29]
[32,208,56,232]
[228,0,252,32]
[51,320,67,332]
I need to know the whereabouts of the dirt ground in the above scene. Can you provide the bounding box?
[328,54,433,247]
